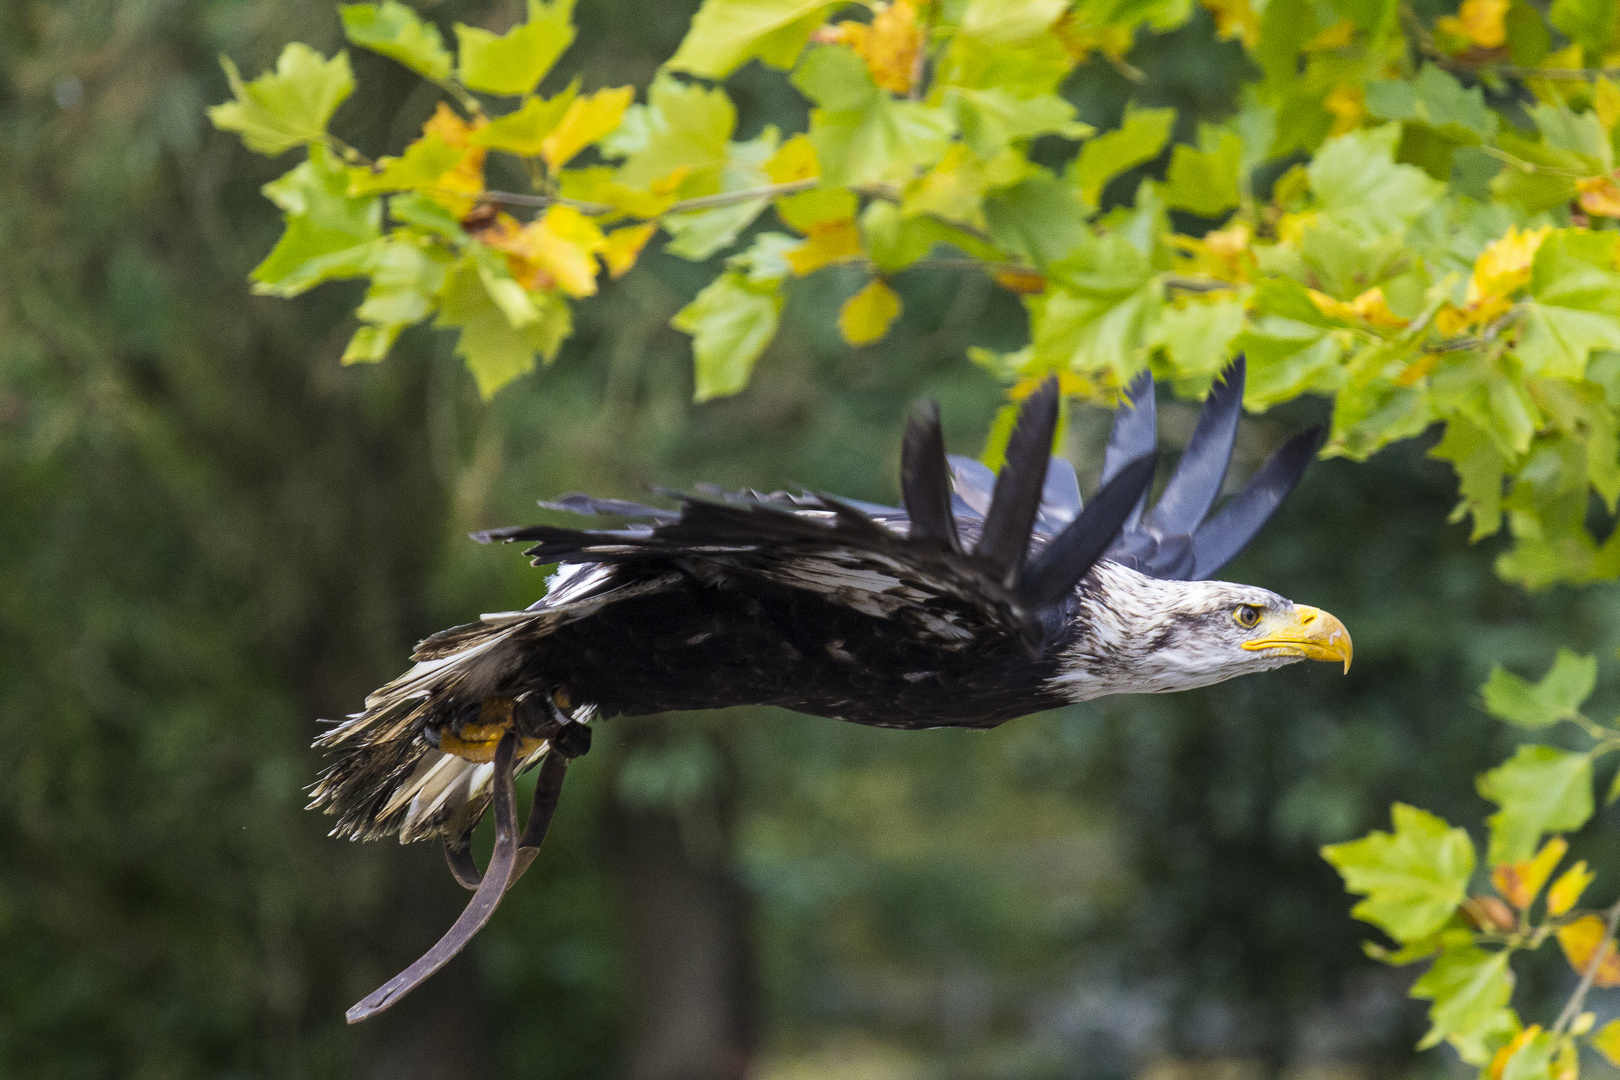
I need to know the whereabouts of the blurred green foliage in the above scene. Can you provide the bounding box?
[9,1,1620,1079]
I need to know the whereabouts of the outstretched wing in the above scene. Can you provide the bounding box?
[481,378,1157,652]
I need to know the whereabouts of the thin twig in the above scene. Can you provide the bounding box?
[1495,65,1620,81]
[478,178,821,217]
[1164,275,1240,293]
[1553,897,1620,1033]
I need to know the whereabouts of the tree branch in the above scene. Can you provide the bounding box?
[1553,897,1620,1034]
[477,179,822,217]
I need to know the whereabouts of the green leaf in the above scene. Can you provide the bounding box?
[1409,945,1516,1062]
[347,134,464,195]
[1072,106,1174,209]
[664,126,778,261]
[946,87,1092,159]
[1309,126,1443,236]
[455,0,575,97]
[667,0,830,79]
[468,81,579,156]
[1235,320,1344,409]
[1481,650,1597,729]
[1479,745,1595,866]
[1518,232,1620,379]
[251,145,382,297]
[615,73,736,193]
[1155,297,1247,375]
[208,44,355,156]
[435,258,571,397]
[1322,803,1476,943]
[389,191,466,241]
[1550,0,1618,55]
[344,237,454,363]
[1428,417,1507,541]
[1366,64,1497,141]
[1162,128,1243,218]
[793,47,954,187]
[983,174,1086,268]
[862,200,1001,272]
[672,271,783,402]
[958,0,1069,44]
[339,2,453,82]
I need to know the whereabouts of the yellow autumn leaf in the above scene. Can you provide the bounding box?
[839,279,902,345]
[1547,859,1594,916]
[1592,1019,1620,1066]
[1471,224,1551,302]
[483,205,607,297]
[1489,1025,1541,1080]
[600,222,657,279]
[1309,287,1408,330]
[763,133,819,184]
[1052,12,1134,60]
[1436,0,1508,48]
[417,101,487,216]
[1579,175,1620,217]
[785,218,862,275]
[540,86,634,171]
[1492,836,1568,909]
[1011,370,1111,401]
[1200,0,1259,47]
[1324,84,1366,136]
[1557,914,1620,987]
[830,0,924,95]
[1168,221,1252,283]
[1595,78,1620,131]
[1303,19,1356,50]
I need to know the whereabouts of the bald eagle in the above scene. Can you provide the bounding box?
[320,358,1350,1020]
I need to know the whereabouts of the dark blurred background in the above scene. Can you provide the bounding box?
[6,1,1620,1077]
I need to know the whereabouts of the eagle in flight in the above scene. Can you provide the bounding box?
[317,358,1350,1021]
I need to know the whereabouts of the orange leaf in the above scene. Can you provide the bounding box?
[785,219,862,275]
[1493,836,1568,909]
[827,0,924,95]
[1463,895,1519,932]
[1578,176,1620,218]
[1557,914,1620,987]
[994,267,1047,294]
[482,205,607,297]
[418,101,487,216]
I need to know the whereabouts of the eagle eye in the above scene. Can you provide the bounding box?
[1233,604,1262,629]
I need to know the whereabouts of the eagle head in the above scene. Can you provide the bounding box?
[1051,560,1352,702]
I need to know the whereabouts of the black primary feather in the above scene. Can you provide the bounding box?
[1189,424,1324,578]
[900,401,961,553]
[1142,358,1244,537]
[975,377,1060,583]
[1016,451,1157,611]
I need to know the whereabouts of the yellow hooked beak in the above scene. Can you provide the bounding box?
[1240,604,1352,673]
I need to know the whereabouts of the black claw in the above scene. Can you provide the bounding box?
[443,827,483,891]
